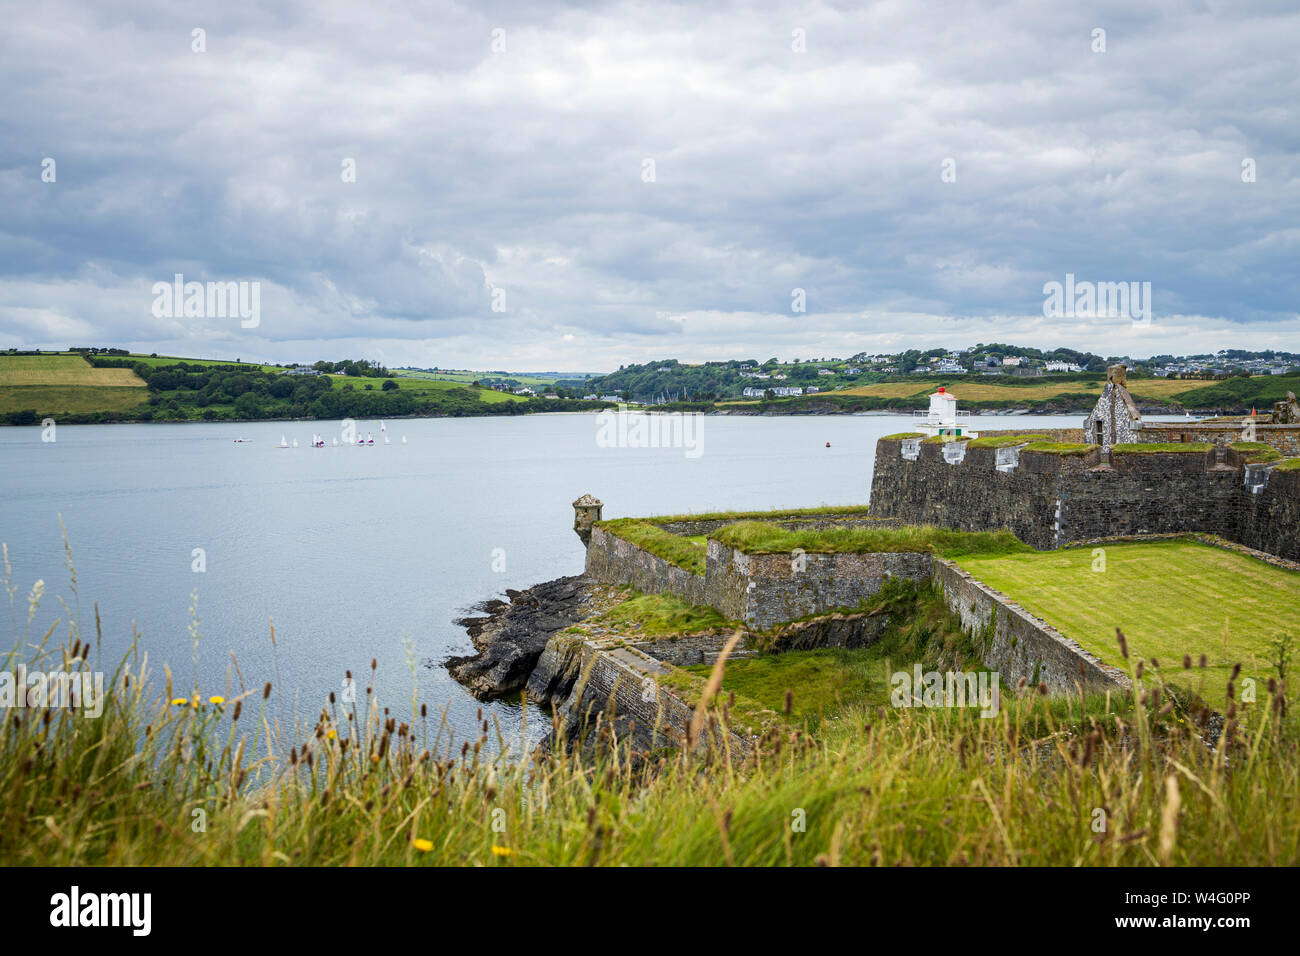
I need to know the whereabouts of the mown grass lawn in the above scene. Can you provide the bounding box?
[956,540,1300,708]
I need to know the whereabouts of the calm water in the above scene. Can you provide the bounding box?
[1,411,1096,747]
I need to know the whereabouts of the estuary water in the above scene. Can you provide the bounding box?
[1,411,1096,748]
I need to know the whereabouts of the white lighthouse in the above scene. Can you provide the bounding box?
[915,386,977,439]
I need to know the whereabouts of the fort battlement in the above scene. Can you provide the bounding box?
[581,517,1131,695]
[870,434,1300,559]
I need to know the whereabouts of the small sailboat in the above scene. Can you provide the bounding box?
[366,432,374,445]
[291,438,299,448]
[332,437,338,446]
[277,434,289,449]
[401,435,407,444]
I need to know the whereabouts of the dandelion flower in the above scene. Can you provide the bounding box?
[327,729,338,740]
[208,696,225,705]
[171,698,188,707]
[412,838,433,852]
[491,845,512,857]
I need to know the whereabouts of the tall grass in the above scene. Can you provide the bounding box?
[2,547,1297,867]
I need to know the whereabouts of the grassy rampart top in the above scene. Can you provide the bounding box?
[1111,442,1213,454]
[710,522,1032,558]
[965,433,1049,448]
[641,504,870,524]
[597,519,709,574]
[1022,441,1098,456]
[1231,441,1283,463]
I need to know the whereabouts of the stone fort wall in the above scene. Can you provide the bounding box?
[584,521,1129,693]
[869,437,1300,560]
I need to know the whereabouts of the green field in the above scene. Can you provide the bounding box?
[0,354,145,387]
[0,385,147,416]
[0,352,539,420]
[117,354,281,372]
[356,374,523,403]
[0,355,147,415]
[397,369,563,387]
[956,540,1300,707]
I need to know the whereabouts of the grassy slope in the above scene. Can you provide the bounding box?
[398,369,562,387]
[0,353,529,418]
[0,385,147,415]
[955,540,1300,708]
[329,374,524,403]
[0,355,147,414]
[7,567,1296,866]
[0,355,144,386]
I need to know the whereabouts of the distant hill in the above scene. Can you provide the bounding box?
[0,351,611,424]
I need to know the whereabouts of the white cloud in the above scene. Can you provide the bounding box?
[0,0,1297,369]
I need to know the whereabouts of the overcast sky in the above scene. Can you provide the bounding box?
[2,0,1297,371]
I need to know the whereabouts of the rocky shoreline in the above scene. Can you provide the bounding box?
[444,575,600,700]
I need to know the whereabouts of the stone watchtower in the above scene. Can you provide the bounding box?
[1085,364,1142,459]
[572,493,603,547]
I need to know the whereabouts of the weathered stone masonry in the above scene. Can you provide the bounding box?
[869,438,1300,560]
[584,521,1129,694]
[706,542,932,628]
[585,525,707,605]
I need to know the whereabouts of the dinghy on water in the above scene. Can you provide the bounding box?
[277,435,290,449]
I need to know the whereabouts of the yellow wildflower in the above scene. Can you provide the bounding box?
[491,845,512,857]
[412,838,433,852]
